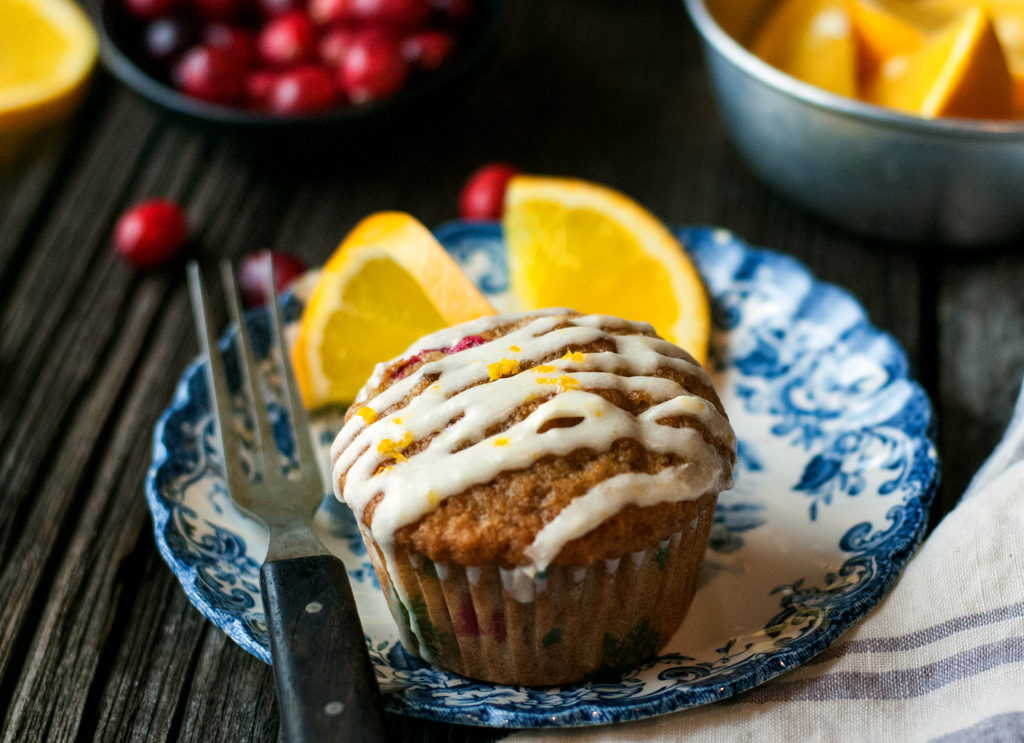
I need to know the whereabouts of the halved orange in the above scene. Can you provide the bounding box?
[751,0,858,97]
[502,176,710,364]
[292,212,496,408]
[0,0,97,135]
[867,6,1014,118]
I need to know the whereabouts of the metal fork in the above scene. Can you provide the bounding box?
[187,256,388,743]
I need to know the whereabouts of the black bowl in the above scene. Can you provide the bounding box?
[98,0,501,132]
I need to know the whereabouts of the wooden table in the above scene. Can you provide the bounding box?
[3,0,1022,739]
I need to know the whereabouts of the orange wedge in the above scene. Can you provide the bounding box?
[848,0,927,82]
[751,0,858,97]
[502,176,710,364]
[291,212,496,408]
[867,6,1014,117]
[989,6,1024,113]
[0,0,97,135]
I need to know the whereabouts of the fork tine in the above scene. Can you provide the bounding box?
[219,259,285,489]
[187,261,251,506]
[260,252,320,484]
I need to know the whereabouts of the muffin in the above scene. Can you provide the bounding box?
[330,309,736,686]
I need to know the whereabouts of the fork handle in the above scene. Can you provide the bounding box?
[260,555,389,743]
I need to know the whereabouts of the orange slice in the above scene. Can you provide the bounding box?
[989,5,1024,113]
[867,6,1014,117]
[0,0,97,135]
[751,0,858,97]
[502,176,710,364]
[292,212,496,408]
[848,0,927,82]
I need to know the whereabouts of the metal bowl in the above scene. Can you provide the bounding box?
[684,0,1024,247]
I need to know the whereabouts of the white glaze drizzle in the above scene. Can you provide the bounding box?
[330,310,735,584]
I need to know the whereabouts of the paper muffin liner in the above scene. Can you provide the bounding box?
[359,492,718,686]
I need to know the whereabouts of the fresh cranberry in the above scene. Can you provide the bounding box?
[430,0,473,23]
[318,26,359,67]
[338,33,408,104]
[308,0,342,25]
[203,24,257,68]
[144,17,198,64]
[125,0,183,21]
[444,335,486,353]
[246,69,279,109]
[269,66,339,114]
[458,163,520,220]
[308,0,345,25]
[369,0,432,28]
[192,0,244,21]
[237,251,308,306]
[401,30,454,70]
[114,199,189,269]
[258,11,317,66]
[256,0,302,18]
[312,0,430,28]
[174,44,248,104]
[393,335,486,379]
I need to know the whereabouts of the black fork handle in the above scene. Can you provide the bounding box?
[260,554,389,743]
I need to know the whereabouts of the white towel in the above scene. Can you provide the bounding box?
[507,384,1024,743]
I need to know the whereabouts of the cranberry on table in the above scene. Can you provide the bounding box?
[338,33,408,104]
[237,251,308,307]
[269,66,339,114]
[174,44,249,104]
[114,199,189,269]
[458,163,520,220]
[257,11,317,66]
[401,30,454,70]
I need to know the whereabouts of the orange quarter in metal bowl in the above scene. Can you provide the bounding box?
[684,0,1024,247]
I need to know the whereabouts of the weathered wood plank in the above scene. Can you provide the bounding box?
[0,102,206,735]
[0,0,1012,741]
[938,254,1024,510]
[0,282,175,741]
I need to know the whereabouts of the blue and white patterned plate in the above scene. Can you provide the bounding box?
[147,223,938,728]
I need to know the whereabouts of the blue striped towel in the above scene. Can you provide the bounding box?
[507,386,1024,743]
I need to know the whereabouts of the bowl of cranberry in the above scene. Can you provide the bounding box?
[98,0,499,127]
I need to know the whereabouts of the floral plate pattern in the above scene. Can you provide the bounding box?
[146,223,938,728]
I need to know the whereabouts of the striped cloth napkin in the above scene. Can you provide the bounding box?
[507,384,1024,743]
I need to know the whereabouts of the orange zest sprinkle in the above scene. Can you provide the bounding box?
[487,358,520,381]
[536,375,579,391]
[510,345,521,352]
[356,406,377,424]
[562,350,584,363]
[373,464,393,476]
[377,430,414,462]
[531,364,557,373]
[494,437,510,447]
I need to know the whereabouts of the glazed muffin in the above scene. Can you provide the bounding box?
[330,309,736,686]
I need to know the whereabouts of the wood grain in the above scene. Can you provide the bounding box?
[0,0,1021,740]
